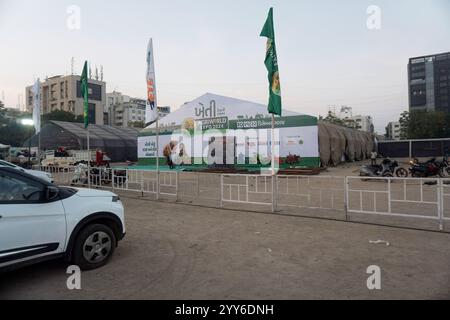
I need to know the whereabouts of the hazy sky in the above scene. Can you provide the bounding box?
[1,0,449,133]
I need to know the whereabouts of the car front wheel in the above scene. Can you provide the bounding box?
[72,224,116,270]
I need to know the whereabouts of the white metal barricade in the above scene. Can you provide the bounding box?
[276,175,345,211]
[221,174,274,209]
[346,176,442,229]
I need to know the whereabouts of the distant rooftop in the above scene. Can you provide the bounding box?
[409,52,450,64]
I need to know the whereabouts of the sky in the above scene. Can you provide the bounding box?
[0,0,449,133]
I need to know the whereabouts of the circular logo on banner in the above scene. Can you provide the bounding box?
[271,71,281,96]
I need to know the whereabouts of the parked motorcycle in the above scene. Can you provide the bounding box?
[360,158,408,177]
[408,157,449,178]
[71,163,127,186]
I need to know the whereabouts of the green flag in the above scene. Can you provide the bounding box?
[81,61,89,128]
[260,7,282,116]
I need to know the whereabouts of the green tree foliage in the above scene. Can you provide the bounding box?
[128,120,144,128]
[0,103,32,146]
[319,111,360,130]
[42,110,83,124]
[1,107,86,146]
[399,111,450,139]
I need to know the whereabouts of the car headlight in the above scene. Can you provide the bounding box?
[112,196,120,202]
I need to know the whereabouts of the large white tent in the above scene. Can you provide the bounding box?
[138,93,320,168]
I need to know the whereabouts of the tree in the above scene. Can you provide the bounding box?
[398,111,450,139]
[0,100,5,121]
[320,111,360,130]
[42,110,83,124]
[398,111,409,140]
[128,121,144,128]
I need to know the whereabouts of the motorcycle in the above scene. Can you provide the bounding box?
[71,163,127,186]
[409,157,449,178]
[360,158,408,177]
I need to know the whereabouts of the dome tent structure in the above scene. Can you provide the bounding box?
[26,121,139,162]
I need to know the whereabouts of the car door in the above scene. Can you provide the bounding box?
[0,170,66,268]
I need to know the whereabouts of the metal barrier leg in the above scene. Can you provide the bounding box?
[220,174,224,208]
[439,179,444,231]
[271,176,275,213]
[176,171,179,202]
[344,176,349,221]
[156,170,160,200]
[141,171,144,197]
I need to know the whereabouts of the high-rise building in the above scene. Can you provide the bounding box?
[25,75,106,125]
[408,52,450,113]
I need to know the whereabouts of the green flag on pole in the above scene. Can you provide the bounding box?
[260,7,282,116]
[81,61,89,128]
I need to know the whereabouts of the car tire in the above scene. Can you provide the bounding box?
[71,224,116,270]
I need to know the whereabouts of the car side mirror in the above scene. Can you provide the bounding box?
[46,186,59,201]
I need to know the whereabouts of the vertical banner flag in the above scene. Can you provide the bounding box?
[32,78,41,134]
[260,7,282,116]
[81,61,89,128]
[145,38,158,124]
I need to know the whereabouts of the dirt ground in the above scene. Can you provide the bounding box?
[1,195,450,300]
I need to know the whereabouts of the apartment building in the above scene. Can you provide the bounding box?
[106,91,170,127]
[26,75,106,125]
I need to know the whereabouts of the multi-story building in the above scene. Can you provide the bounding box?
[26,75,106,125]
[125,98,147,126]
[106,91,131,126]
[334,106,374,133]
[157,106,171,119]
[408,52,450,113]
[106,91,170,127]
[351,115,374,133]
[386,121,402,140]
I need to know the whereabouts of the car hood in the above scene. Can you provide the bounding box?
[72,187,117,198]
[26,169,51,177]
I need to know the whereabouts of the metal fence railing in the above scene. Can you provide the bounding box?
[37,165,450,232]
[220,174,274,210]
[346,176,444,230]
[276,175,345,211]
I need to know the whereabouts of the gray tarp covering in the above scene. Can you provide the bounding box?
[318,124,332,166]
[318,121,374,166]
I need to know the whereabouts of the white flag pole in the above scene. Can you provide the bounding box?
[32,78,41,169]
[87,127,90,188]
[38,133,41,170]
[156,118,160,200]
[271,114,275,176]
[146,38,160,198]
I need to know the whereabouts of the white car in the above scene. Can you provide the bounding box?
[0,167,126,271]
[0,159,53,183]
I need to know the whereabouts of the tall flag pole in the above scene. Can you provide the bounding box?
[81,61,91,187]
[32,78,41,168]
[260,7,282,176]
[145,38,160,197]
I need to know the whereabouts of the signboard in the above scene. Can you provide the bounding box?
[138,93,320,167]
